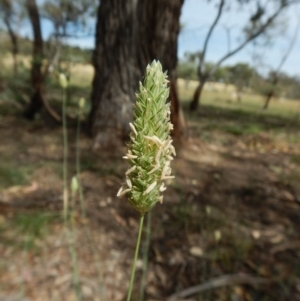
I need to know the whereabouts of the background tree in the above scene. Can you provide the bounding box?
[227,63,255,102]
[137,0,186,141]
[189,0,296,111]
[0,0,22,75]
[24,0,44,120]
[263,20,300,109]
[90,0,185,150]
[41,0,96,73]
[177,61,198,81]
[24,0,97,120]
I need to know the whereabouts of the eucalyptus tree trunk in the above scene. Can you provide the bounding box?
[263,92,273,110]
[90,0,185,150]
[190,80,206,111]
[263,76,278,110]
[24,0,44,120]
[138,0,185,141]
[90,0,140,149]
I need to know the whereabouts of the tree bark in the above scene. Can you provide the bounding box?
[137,0,185,140]
[263,76,278,110]
[90,0,185,149]
[190,80,206,111]
[24,0,44,120]
[263,92,273,110]
[89,0,140,149]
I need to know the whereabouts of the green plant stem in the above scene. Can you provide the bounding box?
[84,226,105,298]
[20,234,30,299]
[62,87,81,300]
[76,115,85,218]
[62,87,68,220]
[139,210,152,301]
[126,214,145,301]
[69,192,82,301]
[75,113,104,299]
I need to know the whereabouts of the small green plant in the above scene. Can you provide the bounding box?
[117,61,175,301]
[0,163,28,189]
[224,123,263,136]
[291,154,300,165]
[10,212,58,248]
[59,80,104,300]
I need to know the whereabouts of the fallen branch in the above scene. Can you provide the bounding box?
[167,273,271,300]
[41,94,61,122]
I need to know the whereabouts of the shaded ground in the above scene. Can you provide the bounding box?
[0,105,300,301]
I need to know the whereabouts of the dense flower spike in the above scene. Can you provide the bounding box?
[117,60,175,214]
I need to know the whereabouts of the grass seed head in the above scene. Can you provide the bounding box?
[117,60,175,214]
[59,73,68,89]
[71,176,79,194]
[79,97,86,109]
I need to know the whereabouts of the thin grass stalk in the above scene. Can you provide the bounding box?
[84,227,105,299]
[139,210,152,301]
[76,114,85,218]
[202,207,212,301]
[19,234,30,300]
[75,109,105,299]
[60,76,82,301]
[120,62,175,301]
[63,178,82,301]
[62,86,68,220]
[126,214,145,301]
[69,190,82,300]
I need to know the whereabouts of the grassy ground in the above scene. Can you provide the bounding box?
[178,79,300,119]
[0,62,300,301]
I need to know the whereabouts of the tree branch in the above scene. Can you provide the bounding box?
[276,18,300,73]
[209,2,289,77]
[198,0,225,76]
[167,273,271,300]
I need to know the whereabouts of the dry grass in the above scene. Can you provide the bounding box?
[2,56,299,119]
[178,78,300,118]
[68,64,94,88]
[64,63,300,119]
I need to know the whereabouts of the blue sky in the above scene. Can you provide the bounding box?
[179,0,300,77]
[19,0,300,77]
